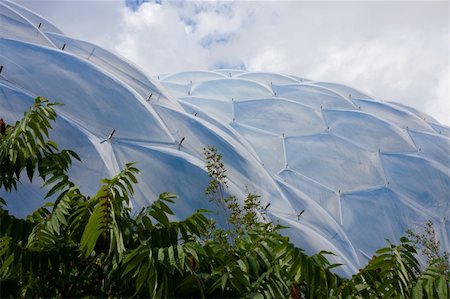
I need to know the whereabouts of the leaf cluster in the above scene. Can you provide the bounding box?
[0,97,78,193]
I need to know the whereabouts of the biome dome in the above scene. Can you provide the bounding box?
[1,0,449,276]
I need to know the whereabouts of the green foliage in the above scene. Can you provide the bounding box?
[0,98,448,298]
[339,237,449,299]
[0,97,79,193]
[407,220,450,270]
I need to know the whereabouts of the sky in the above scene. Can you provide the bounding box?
[14,0,449,125]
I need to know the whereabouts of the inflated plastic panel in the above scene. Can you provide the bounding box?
[285,134,385,191]
[388,101,439,124]
[380,153,449,215]
[340,187,424,256]
[272,84,355,110]
[1,39,173,143]
[161,70,226,84]
[235,72,301,85]
[179,96,232,123]
[353,98,435,133]
[45,32,171,107]
[0,2,55,47]
[277,169,341,222]
[190,78,274,101]
[235,98,325,136]
[313,81,371,101]
[408,130,450,169]
[212,69,246,76]
[1,1,62,34]
[323,110,417,152]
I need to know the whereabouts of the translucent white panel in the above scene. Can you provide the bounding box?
[270,214,359,277]
[0,81,37,123]
[0,39,173,143]
[388,102,439,123]
[277,169,341,223]
[179,96,232,123]
[380,153,450,216]
[111,142,214,217]
[161,70,226,84]
[45,32,173,108]
[2,0,62,34]
[285,134,385,191]
[272,84,355,109]
[235,98,326,136]
[152,105,290,210]
[190,78,273,101]
[353,99,435,133]
[153,104,255,169]
[160,81,191,98]
[179,101,258,157]
[408,130,450,169]
[0,2,55,47]
[275,182,358,262]
[313,81,371,100]
[235,72,300,85]
[430,122,450,138]
[323,110,417,152]
[341,187,427,256]
[0,177,52,219]
[212,69,245,77]
[233,124,284,173]
[46,34,152,86]
[289,75,311,82]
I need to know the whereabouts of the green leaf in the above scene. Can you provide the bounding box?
[122,246,148,277]
[0,252,14,275]
[177,244,185,270]
[158,247,165,264]
[136,259,150,294]
[255,247,270,268]
[149,207,169,228]
[45,179,68,198]
[168,245,176,268]
[221,272,229,291]
[246,292,264,299]
[80,198,109,257]
[436,275,448,299]
[412,281,424,299]
[424,278,434,299]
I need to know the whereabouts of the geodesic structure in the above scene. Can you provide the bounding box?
[1,0,449,276]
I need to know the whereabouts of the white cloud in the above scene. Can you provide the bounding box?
[430,69,449,124]
[14,0,449,125]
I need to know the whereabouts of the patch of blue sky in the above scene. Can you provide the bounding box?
[167,1,187,10]
[211,2,234,18]
[125,0,161,11]
[200,33,233,49]
[179,16,197,31]
[171,1,234,17]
